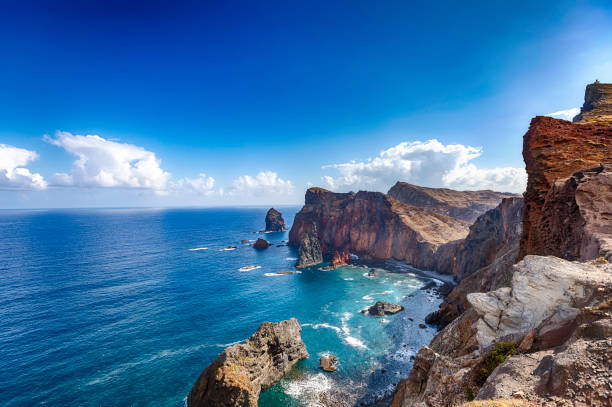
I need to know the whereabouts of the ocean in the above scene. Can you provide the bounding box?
[0,207,443,406]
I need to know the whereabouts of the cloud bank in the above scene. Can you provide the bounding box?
[46,131,171,191]
[546,107,580,121]
[231,171,294,196]
[322,139,526,193]
[0,144,47,190]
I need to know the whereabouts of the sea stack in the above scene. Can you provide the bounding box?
[253,238,270,249]
[295,223,323,268]
[264,208,287,232]
[187,318,308,407]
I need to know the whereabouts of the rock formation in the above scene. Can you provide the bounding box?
[253,238,270,249]
[388,182,516,223]
[519,116,612,261]
[187,318,308,407]
[289,188,470,271]
[295,223,323,268]
[322,250,350,270]
[573,80,612,126]
[365,301,404,316]
[319,355,338,372]
[264,208,286,232]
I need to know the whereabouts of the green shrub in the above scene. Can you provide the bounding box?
[466,388,475,401]
[476,342,516,385]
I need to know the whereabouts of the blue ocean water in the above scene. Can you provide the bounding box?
[0,208,443,406]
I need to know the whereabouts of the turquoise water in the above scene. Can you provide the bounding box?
[0,208,442,406]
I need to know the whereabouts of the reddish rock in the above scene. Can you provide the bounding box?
[264,208,286,232]
[329,250,350,268]
[288,188,470,271]
[573,81,612,126]
[519,116,612,261]
[388,182,517,223]
[253,238,270,249]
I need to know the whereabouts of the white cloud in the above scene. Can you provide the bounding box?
[546,107,580,121]
[173,173,216,195]
[46,131,171,191]
[322,139,526,193]
[0,144,47,190]
[231,171,294,196]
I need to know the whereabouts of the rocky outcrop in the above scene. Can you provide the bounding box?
[573,80,612,126]
[467,255,612,349]
[295,223,323,268]
[329,250,350,269]
[289,188,470,271]
[365,301,404,316]
[253,238,270,249]
[264,208,286,232]
[519,115,612,261]
[187,318,308,407]
[319,355,338,372]
[388,182,517,223]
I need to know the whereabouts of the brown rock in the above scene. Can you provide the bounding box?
[253,238,270,249]
[187,318,308,407]
[367,301,404,316]
[329,250,350,268]
[519,116,612,261]
[289,188,470,271]
[319,355,338,372]
[573,80,612,126]
[388,182,517,223]
[517,330,536,353]
[264,208,286,232]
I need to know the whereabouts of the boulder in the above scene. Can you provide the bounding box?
[319,355,338,372]
[187,318,308,407]
[253,238,270,249]
[295,223,323,268]
[366,301,404,316]
[264,208,286,232]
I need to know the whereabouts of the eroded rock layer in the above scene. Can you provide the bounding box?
[388,182,516,223]
[519,116,612,260]
[573,81,612,126]
[187,319,308,407]
[289,188,470,271]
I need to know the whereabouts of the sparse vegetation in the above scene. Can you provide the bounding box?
[476,342,516,385]
[458,400,538,407]
[594,256,609,264]
[466,388,475,401]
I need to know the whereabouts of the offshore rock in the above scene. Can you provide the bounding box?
[295,223,323,268]
[289,188,470,272]
[366,301,404,316]
[319,354,338,372]
[187,318,308,407]
[329,250,350,269]
[573,80,612,126]
[264,208,286,232]
[388,182,516,223]
[253,238,270,249]
[519,115,612,260]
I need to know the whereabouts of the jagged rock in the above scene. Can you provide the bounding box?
[520,115,612,261]
[319,355,338,372]
[573,80,612,126]
[289,188,470,271]
[330,250,350,268]
[187,318,308,407]
[295,223,323,268]
[388,182,516,223]
[264,208,286,232]
[253,238,270,249]
[467,255,612,349]
[367,268,378,277]
[366,301,404,316]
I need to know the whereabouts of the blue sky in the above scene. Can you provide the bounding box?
[1,0,611,208]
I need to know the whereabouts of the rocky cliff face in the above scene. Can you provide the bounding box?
[289,188,470,271]
[388,182,516,223]
[519,116,612,261]
[187,318,308,407]
[264,208,286,232]
[573,81,612,126]
[295,223,323,268]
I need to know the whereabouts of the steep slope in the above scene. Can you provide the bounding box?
[573,80,612,126]
[288,188,470,271]
[387,182,516,223]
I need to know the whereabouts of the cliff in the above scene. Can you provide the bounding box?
[187,319,307,407]
[288,188,470,271]
[264,208,286,232]
[573,81,612,126]
[388,182,516,223]
[519,116,612,261]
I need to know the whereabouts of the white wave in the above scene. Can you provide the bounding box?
[388,347,416,362]
[362,294,373,300]
[188,247,208,251]
[215,340,241,348]
[302,322,342,334]
[221,247,237,251]
[264,272,293,277]
[380,318,390,324]
[284,372,332,405]
[344,335,368,349]
[343,277,354,281]
[238,265,261,272]
[362,272,374,278]
[285,257,298,261]
[295,270,302,274]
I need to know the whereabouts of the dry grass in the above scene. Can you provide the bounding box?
[457,400,538,407]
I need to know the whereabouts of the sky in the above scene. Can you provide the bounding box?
[1,0,611,208]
